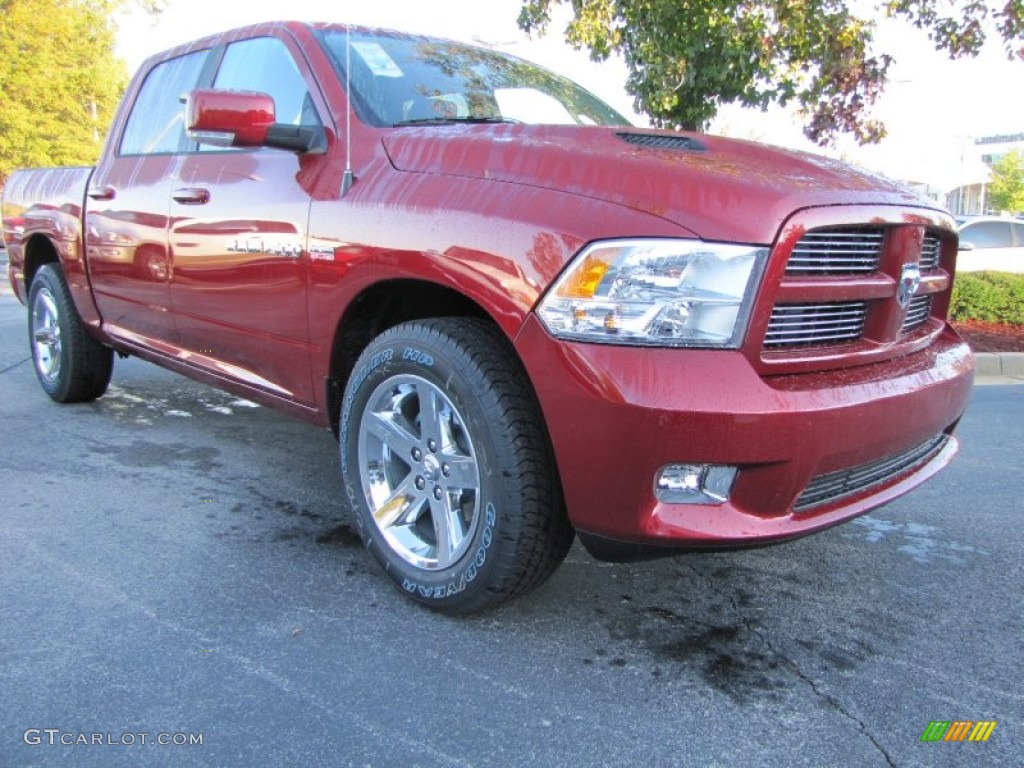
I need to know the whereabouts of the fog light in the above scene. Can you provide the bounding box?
[655,464,738,504]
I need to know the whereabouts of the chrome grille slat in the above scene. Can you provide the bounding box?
[901,295,933,334]
[768,330,865,340]
[765,302,868,348]
[787,228,884,275]
[771,309,867,320]
[795,434,949,512]
[786,254,880,261]
[920,234,941,271]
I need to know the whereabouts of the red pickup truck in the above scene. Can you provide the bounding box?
[1,22,974,613]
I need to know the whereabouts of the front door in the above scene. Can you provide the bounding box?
[169,35,327,404]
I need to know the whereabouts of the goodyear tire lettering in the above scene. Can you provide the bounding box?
[395,503,497,601]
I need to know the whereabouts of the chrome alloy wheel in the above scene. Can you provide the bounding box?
[30,286,62,384]
[357,374,481,570]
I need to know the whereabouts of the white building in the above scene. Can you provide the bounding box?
[946,132,1024,216]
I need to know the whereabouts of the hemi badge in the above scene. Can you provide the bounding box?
[309,246,336,262]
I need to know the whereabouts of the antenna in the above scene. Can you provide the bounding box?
[341,22,355,197]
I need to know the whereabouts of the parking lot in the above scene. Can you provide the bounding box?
[0,288,1020,767]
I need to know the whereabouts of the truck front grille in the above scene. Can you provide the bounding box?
[785,227,884,275]
[794,434,949,512]
[764,302,868,348]
[758,218,955,369]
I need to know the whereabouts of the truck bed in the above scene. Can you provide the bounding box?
[2,165,95,311]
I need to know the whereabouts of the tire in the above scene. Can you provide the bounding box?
[340,318,573,614]
[27,264,114,403]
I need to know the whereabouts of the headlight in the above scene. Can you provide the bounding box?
[536,239,767,347]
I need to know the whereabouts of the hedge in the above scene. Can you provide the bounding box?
[949,272,1024,325]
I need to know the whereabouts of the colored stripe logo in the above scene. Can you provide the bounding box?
[920,721,997,742]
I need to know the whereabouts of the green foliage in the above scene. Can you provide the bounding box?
[987,150,1024,213]
[0,0,162,187]
[950,271,1024,324]
[518,1,1024,146]
[887,0,1024,60]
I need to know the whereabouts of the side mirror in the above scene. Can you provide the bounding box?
[958,241,975,252]
[187,89,276,147]
[186,89,326,153]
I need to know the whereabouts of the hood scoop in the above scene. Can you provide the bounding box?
[616,132,707,152]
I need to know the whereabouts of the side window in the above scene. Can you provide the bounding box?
[213,37,319,128]
[961,221,1013,249]
[120,51,210,155]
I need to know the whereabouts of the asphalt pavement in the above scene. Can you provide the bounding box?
[0,287,1020,767]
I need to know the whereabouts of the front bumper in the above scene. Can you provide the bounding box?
[515,315,973,558]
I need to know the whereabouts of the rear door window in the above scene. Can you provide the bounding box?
[120,51,210,155]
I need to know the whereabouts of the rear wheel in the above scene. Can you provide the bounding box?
[28,264,113,403]
[340,318,573,613]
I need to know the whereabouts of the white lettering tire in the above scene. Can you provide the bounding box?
[340,318,573,613]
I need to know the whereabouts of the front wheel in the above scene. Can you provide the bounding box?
[340,318,573,614]
[27,264,113,403]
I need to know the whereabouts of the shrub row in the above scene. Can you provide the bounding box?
[949,271,1024,325]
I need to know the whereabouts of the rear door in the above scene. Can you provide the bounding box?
[86,50,211,345]
[169,35,325,403]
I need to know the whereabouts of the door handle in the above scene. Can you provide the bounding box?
[87,186,116,201]
[172,187,211,205]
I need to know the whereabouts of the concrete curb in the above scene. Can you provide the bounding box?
[973,352,1024,377]
[973,353,1024,386]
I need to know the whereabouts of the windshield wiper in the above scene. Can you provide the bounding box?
[392,116,520,127]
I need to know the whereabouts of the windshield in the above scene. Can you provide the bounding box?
[315,28,630,128]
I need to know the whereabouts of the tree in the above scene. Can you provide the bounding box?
[0,0,160,188]
[988,150,1024,213]
[518,0,1024,146]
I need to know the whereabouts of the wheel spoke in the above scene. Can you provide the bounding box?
[365,411,420,459]
[34,327,56,345]
[415,381,442,445]
[429,493,464,569]
[371,473,421,530]
[441,454,478,491]
[40,293,58,323]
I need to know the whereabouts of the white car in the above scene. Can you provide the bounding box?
[957,217,1024,273]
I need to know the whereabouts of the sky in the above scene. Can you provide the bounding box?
[114,0,1024,192]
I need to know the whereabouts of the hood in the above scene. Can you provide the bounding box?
[382,125,940,244]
